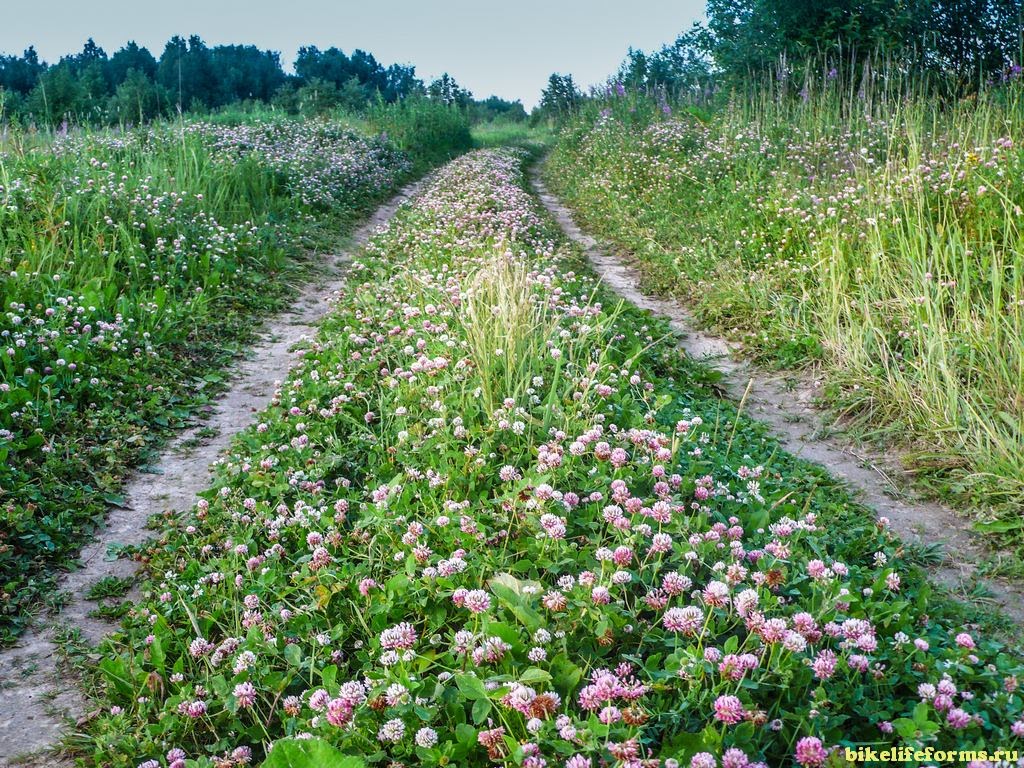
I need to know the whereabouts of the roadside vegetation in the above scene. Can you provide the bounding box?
[3,3,1024,766]
[0,103,469,643]
[542,0,1024,562]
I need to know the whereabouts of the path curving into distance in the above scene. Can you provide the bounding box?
[531,166,1024,626]
[0,178,427,768]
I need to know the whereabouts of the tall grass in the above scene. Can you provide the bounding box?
[546,70,1024,549]
[367,98,472,169]
[471,120,553,151]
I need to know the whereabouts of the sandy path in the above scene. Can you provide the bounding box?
[0,179,425,767]
[532,168,1024,625]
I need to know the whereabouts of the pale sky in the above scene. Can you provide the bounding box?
[0,0,705,108]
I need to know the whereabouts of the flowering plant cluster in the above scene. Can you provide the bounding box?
[195,121,410,211]
[0,119,410,640]
[85,150,1024,767]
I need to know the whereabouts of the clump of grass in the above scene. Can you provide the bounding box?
[460,253,560,412]
[85,576,135,602]
[367,98,472,170]
[472,121,552,151]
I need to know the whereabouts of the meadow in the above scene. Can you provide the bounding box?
[67,149,1024,767]
[0,102,468,642]
[544,76,1024,560]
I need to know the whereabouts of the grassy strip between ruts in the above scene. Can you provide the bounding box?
[78,149,1023,768]
[1,109,468,643]
[542,85,1024,564]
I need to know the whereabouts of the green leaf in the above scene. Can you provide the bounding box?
[320,664,338,689]
[284,643,303,667]
[471,696,492,723]
[455,723,477,747]
[550,654,583,696]
[518,667,552,685]
[261,738,364,768]
[912,701,929,725]
[892,717,919,740]
[973,517,1021,533]
[150,635,165,673]
[489,572,543,630]
[454,673,489,701]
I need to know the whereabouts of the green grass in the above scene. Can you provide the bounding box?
[84,576,135,601]
[545,76,1024,552]
[368,98,474,170]
[471,120,553,151]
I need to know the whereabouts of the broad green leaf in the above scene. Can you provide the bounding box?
[454,673,489,701]
[261,738,364,768]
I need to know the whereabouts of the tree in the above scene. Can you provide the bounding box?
[383,63,423,102]
[0,34,446,124]
[209,45,286,105]
[296,77,341,115]
[109,42,157,86]
[428,73,471,108]
[157,35,217,111]
[61,38,113,113]
[928,0,1024,82]
[470,95,528,123]
[538,73,580,120]
[109,68,166,123]
[349,49,387,93]
[295,46,353,88]
[696,0,1021,87]
[617,26,714,99]
[0,47,46,94]
[26,64,84,124]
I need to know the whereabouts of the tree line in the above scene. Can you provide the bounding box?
[537,0,1024,118]
[0,36,527,126]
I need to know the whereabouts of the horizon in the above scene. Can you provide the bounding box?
[0,0,706,109]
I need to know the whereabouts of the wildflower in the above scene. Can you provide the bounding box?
[179,700,207,719]
[233,682,257,709]
[415,727,439,747]
[478,725,508,759]
[309,689,331,711]
[713,695,745,725]
[947,708,972,728]
[955,632,976,649]
[310,546,332,570]
[464,589,491,613]
[812,649,837,680]
[722,748,749,768]
[662,606,704,635]
[794,737,828,766]
[326,697,355,728]
[378,718,405,743]
[380,622,417,649]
